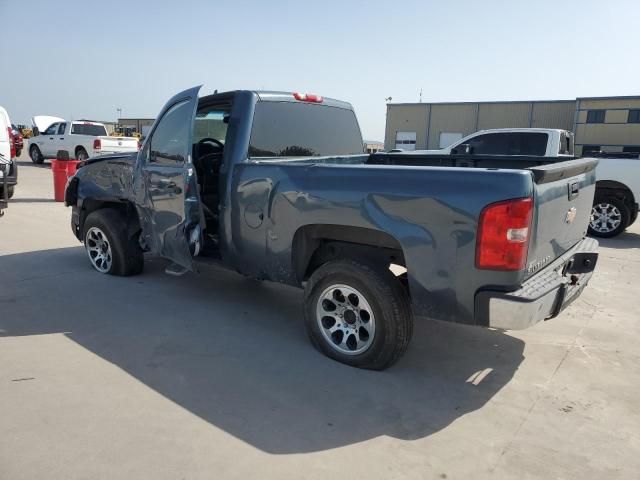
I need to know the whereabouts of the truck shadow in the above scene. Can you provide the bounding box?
[594,231,640,250]
[0,247,525,454]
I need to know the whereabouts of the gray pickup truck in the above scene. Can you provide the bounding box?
[65,86,599,370]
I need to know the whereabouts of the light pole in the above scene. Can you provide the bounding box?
[116,108,122,122]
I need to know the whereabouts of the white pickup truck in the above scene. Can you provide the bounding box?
[407,128,575,157]
[399,127,638,237]
[29,116,139,163]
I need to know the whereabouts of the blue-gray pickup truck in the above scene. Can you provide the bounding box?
[65,86,599,369]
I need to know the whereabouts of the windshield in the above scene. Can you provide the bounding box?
[71,123,107,136]
[194,110,229,144]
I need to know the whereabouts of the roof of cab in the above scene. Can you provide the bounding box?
[254,91,353,109]
[197,90,353,110]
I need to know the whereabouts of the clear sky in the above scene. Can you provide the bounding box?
[1,0,638,141]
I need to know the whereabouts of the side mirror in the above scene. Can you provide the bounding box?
[461,144,473,154]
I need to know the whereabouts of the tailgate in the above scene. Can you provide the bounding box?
[99,136,138,152]
[525,158,598,279]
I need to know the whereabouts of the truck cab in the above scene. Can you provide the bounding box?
[412,128,575,157]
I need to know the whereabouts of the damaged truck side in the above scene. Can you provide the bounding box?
[65,86,599,370]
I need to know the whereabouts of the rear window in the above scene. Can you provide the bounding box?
[249,101,363,157]
[468,132,548,156]
[71,123,107,136]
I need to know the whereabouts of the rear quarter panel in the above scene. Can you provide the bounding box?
[594,158,640,201]
[226,162,535,324]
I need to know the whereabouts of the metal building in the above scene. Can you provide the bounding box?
[117,118,156,136]
[385,96,640,156]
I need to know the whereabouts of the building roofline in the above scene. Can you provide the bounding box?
[576,95,640,100]
[388,95,640,107]
[387,99,575,107]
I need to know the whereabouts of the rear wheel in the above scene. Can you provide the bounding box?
[304,259,413,370]
[83,209,143,276]
[588,196,630,238]
[29,145,44,164]
[76,148,88,161]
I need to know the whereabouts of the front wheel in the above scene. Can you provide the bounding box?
[588,196,630,238]
[304,259,413,370]
[83,209,143,276]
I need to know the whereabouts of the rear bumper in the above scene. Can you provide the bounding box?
[475,237,598,330]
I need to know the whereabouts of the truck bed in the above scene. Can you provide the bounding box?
[228,153,597,325]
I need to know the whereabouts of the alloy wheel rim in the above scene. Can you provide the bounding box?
[316,284,376,355]
[85,227,113,273]
[590,203,621,233]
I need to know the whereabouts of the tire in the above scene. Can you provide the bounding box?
[630,207,638,227]
[82,208,143,276]
[29,145,44,164]
[0,186,14,199]
[304,259,413,370]
[76,148,88,161]
[588,196,630,238]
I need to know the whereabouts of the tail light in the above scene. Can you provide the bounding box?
[476,197,533,271]
[293,92,323,103]
[93,138,101,150]
[7,128,16,158]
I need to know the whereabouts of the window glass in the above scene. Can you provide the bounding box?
[71,123,108,136]
[57,123,67,135]
[150,100,192,164]
[622,146,640,153]
[627,109,640,123]
[43,123,58,135]
[249,102,363,157]
[194,110,229,144]
[466,132,548,156]
[586,110,605,123]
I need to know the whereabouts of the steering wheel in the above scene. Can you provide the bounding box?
[197,137,224,152]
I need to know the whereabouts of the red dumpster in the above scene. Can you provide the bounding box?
[65,160,82,178]
[51,159,82,202]
[51,159,68,202]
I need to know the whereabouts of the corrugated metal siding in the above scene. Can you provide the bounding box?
[477,103,530,130]
[385,104,429,150]
[531,102,575,130]
[427,104,476,149]
[576,123,640,146]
